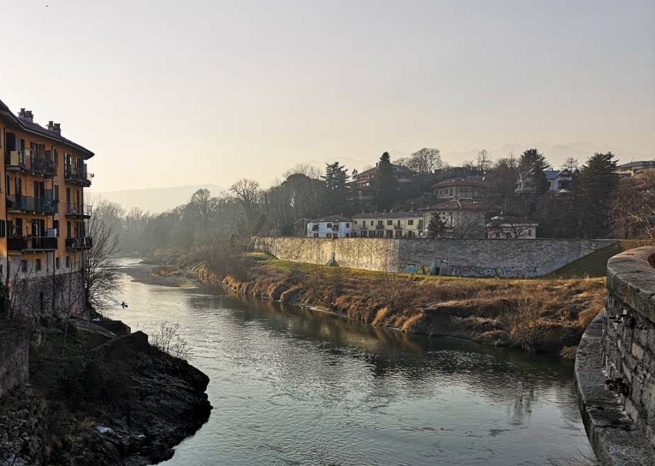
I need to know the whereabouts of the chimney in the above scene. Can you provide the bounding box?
[47,121,55,131]
[52,123,61,135]
[24,110,33,123]
[18,108,26,120]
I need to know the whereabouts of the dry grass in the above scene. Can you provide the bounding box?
[152,265,177,277]
[216,256,606,356]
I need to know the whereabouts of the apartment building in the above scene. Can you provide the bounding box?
[350,164,415,204]
[352,211,424,238]
[0,99,93,317]
[432,177,488,201]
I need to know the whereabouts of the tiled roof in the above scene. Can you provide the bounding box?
[432,177,487,189]
[0,98,94,158]
[423,200,488,211]
[353,211,423,219]
[308,215,352,223]
[488,215,538,226]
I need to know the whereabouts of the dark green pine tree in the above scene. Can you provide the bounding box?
[520,148,550,196]
[321,162,350,215]
[376,152,396,211]
[427,212,447,239]
[575,152,619,238]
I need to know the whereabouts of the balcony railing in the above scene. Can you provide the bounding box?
[376,224,385,230]
[66,237,92,250]
[65,204,92,218]
[64,163,92,187]
[6,150,57,177]
[7,236,58,252]
[359,225,368,229]
[7,195,58,215]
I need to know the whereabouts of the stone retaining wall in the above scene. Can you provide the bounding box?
[0,324,29,399]
[253,237,616,277]
[576,247,655,465]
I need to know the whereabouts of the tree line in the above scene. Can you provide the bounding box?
[90,147,651,257]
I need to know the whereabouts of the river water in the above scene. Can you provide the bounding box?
[107,260,593,466]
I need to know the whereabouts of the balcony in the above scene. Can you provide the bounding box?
[64,163,92,187]
[376,224,385,230]
[65,204,92,219]
[7,195,58,215]
[359,225,368,230]
[66,237,92,250]
[8,236,58,252]
[6,150,57,178]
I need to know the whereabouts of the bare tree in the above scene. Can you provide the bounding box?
[562,157,579,172]
[84,209,120,312]
[283,163,322,180]
[610,172,655,240]
[406,148,442,174]
[477,149,492,172]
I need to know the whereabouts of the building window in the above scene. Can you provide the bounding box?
[346,233,350,238]
[528,229,532,236]
[354,221,357,225]
[311,224,318,231]
[370,221,374,226]
[53,220,59,237]
[56,257,60,269]
[408,220,414,225]
[346,223,350,228]
[313,233,319,238]
[326,233,332,238]
[0,220,5,238]
[66,256,70,268]
[326,223,332,228]
[36,259,41,271]
[386,220,392,226]
[21,260,27,273]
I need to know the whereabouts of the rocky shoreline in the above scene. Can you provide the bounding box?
[0,320,212,466]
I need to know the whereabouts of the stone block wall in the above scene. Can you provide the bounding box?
[253,237,616,277]
[604,247,655,444]
[0,325,29,399]
[9,271,85,320]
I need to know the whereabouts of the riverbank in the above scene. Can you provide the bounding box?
[175,254,605,358]
[0,318,211,466]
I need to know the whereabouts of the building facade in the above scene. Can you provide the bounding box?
[0,99,93,318]
[306,215,352,238]
[423,200,487,239]
[616,160,655,177]
[352,212,424,238]
[350,164,415,204]
[515,169,572,196]
[486,216,538,239]
[432,177,488,201]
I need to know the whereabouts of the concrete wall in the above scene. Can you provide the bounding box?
[0,325,29,399]
[253,237,616,277]
[576,247,655,465]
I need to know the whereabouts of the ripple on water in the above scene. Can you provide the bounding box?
[107,261,593,466]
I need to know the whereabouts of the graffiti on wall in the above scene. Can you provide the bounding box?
[441,265,539,278]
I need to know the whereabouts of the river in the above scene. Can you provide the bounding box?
[107,260,593,466]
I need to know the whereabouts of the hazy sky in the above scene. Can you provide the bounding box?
[1,0,653,193]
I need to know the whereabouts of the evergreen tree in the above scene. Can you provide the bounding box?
[321,162,350,215]
[576,152,618,238]
[376,152,396,211]
[519,148,550,197]
[427,212,447,239]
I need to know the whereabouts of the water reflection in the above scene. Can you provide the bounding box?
[108,263,592,466]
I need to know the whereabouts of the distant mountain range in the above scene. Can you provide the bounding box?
[90,184,223,213]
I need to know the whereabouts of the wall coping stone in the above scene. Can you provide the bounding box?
[607,247,655,324]
[576,311,655,465]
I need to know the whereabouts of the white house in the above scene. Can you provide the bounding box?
[515,169,572,195]
[306,215,352,238]
[486,216,538,239]
[422,200,487,239]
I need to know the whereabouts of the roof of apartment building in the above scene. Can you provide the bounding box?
[432,177,487,189]
[423,200,488,211]
[353,211,424,219]
[617,160,655,169]
[0,98,94,158]
[354,164,415,180]
[308,215,352,223]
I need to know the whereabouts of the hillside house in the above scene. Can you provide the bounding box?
[350,164,415,204]
[422,200,487,239]
[352,211,424,238]
[432,177,488,201]
[515,169,572,196]
[486,216,538,239]
[306,215,352,238]
[616,160,655,178]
